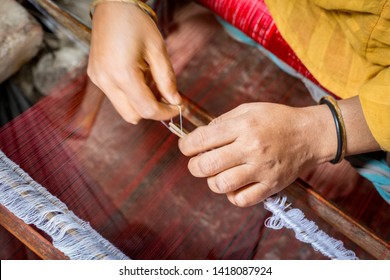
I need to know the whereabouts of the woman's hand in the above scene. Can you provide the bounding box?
[88,2,181,124]
[178,97,381,207]
[178,102,338,207]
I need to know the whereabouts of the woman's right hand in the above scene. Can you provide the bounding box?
[88,2,181,124]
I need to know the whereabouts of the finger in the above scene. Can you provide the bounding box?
[207,164,257,194]
[122,68,179,121]
[187,143,244,177]
[100,86,141,124]
[179,119,237,156]
[209,104,248,126]
[226,182,275,208]
[145,38,181,105]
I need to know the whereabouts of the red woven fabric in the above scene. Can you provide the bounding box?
[196,0,321,86]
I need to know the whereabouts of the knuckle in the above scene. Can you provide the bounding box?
[207,177,219,193]
[88,60,130,88]
[87,67,103,87]
[236,103,249,113]
[188,158,202,177]
[139,103,159,119]
[178,139,190,156]
[99,76,112,90]
[110,68,133,85]
[250,138,262,150]
[261,181,277,198]
[87,69,118,92]
[214,174,232,193]
[160,75,177,93]
[246,136,266,155]
[209,116,223,126]
[229,193,252,208]
[242,117,258,131]
[193,128,208,148]
[198,155,220,175]
[86,65,94,80]
[148,39,166,56]
[179,127,211,157]
[121,112,140,125]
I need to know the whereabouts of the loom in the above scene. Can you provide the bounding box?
[0,0,389,260]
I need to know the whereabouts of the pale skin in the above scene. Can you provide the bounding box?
[88,2,381,207]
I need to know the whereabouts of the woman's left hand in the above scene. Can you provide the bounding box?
[178,102,336,207]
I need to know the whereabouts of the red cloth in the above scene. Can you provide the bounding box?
[196,0,321,87]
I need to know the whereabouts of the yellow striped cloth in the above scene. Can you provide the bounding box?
[265,0,390,151]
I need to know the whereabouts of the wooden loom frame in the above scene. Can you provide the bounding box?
[0,0,388,260]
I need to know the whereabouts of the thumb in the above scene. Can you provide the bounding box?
[146,43,182,105]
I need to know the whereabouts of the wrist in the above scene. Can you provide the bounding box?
[90,0,157,23]
[298,104,339,165]
[337,96,381,155]
[300,96,381,165]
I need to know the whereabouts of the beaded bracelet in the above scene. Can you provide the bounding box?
[89,0,158,24]
[319,95,347,164]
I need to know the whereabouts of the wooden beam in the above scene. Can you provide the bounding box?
[284,179,390,260]
[0,204,68,260]
[32,0,91,45]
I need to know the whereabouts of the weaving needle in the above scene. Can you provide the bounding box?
[161,104,187,138]
[168,122,188,138]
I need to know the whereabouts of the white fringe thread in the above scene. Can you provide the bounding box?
[0,150,129,260]
[264,195,358,260]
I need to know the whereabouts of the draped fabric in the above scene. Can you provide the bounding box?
[196,0,322,90]
[265,0,390,151]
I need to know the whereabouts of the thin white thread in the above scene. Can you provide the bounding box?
[178,105,183,136]
[161,104,184,137]
[160,120,170,130]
